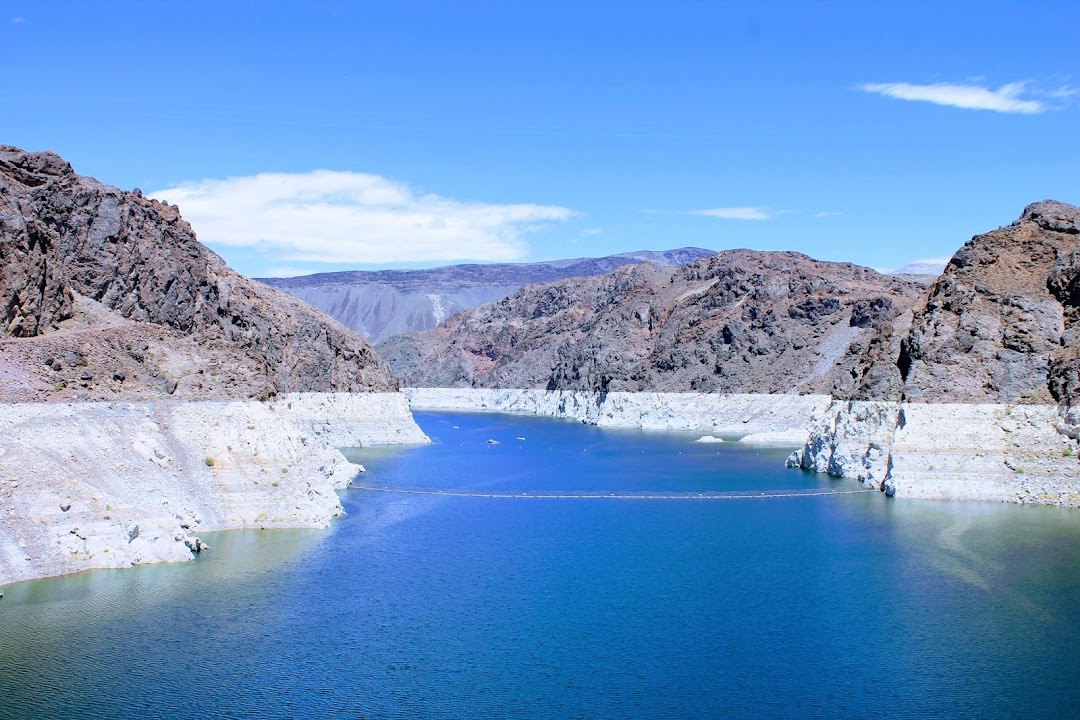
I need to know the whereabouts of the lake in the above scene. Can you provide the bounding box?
[1,411,1078,718]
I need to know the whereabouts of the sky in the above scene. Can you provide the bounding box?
[2,1,1077,278]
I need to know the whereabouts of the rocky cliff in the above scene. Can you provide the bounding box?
[381,250,925,395]
[0,146,429,585]
[891,200,1079,406]
[0,146,398,400]
[789,201,1080,502]
[258,248,716,344]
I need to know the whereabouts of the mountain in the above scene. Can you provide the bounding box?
[382,200,1080,421]
[891,262,947,276]
[257,248,716,344]
[0,146,398,401]
[887,261,946,287]
[379,250,926,395]
[889,200,1080,409]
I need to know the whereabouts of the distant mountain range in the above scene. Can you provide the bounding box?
[378,200,1080,411]
[258,248,716,343]
[892,262,948,275]
[379,251,925,396]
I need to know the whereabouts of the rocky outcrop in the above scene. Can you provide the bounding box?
[385,251,925,395]
[791,201,1080,501]
[261,248,716,344]
[0,146,398,396]
[788,401,1079,505]
[0,147,433,584]
[893,201,1079,405]
[0,393,429,585]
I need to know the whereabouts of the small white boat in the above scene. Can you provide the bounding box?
[487,439,500,445]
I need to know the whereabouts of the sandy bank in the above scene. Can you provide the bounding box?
[0,393,428,585]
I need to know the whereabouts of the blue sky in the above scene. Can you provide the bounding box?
[3,1,1077,277]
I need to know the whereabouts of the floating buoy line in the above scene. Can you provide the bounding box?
[348,483,875,500]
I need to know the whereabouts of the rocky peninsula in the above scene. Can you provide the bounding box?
[0,147,428,585]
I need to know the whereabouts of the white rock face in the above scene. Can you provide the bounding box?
[0,393,428,585]
[271,392,430,448]
[405,388,829,441]
[788,401,1080,505]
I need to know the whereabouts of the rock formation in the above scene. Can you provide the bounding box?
[789,201,1080,502]
[381,250,925,395]
[0,145,398,400]
[0,146,429,585]
[892,200,1078,406]
[258,248,716,343]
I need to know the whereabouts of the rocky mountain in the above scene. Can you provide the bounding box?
[887,262,945,288]
[887,200,1080,409]
[0,146,398,401]
[382,200,1080,417]
[380,250,926,395]
[258,248,715,344]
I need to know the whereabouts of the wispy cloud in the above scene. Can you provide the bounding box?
[690,207,777,220]
[150,170,575,265]
[581,227,603,236]
[11,16,24,23]
[858,81,1053,114]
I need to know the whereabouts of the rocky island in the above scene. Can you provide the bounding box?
[0,147,428,584]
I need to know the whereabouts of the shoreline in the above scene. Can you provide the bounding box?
[0,392,429,585]
[405,388,1080,507]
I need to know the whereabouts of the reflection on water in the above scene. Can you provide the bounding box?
[1,411,1078,719]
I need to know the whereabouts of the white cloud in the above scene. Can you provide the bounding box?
[690,207,776,220]
[11,16,24,23]
[1043,86,1078,100]
[581,227,604,235]
[149,170,575,265]
[858,81,1048,114]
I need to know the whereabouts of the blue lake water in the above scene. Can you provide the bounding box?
[1,411,1079,718]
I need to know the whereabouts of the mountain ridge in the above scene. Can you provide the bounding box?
[258,247,716,343]
[0,145,399,400]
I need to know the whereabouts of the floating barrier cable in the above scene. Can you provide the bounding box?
[349,483,875,500]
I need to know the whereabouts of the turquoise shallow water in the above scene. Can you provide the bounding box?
[1,411,1079,718]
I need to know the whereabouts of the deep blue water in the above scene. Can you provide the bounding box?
[1,411,1079,719]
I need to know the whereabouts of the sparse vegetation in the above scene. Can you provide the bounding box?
[271,481,279,487]
[281,467,289,474]
[204,456,215,467]
[1064,447,1074,458]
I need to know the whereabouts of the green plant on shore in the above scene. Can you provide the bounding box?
[204,456,215,467]
[271,481,279,487]
[1064,447,1074,457]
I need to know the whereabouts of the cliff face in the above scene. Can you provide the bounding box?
[788,202,1080,503]
[259,247,717,344]
[381,250,925,395]
[0,146,398,399]
[893,200,1079,406]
